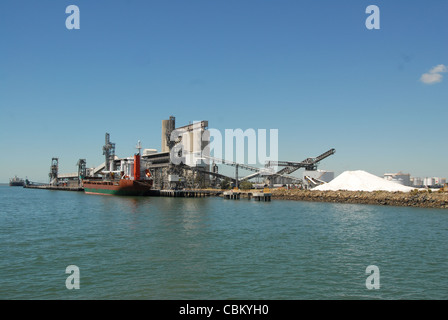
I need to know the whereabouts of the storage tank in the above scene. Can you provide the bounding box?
[412,177,423,187]
[161,120,169,153]
[161,116,175,153]
[424,177,435,187]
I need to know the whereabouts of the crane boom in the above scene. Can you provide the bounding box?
[203,156,261,173]
[266,148,335,171]
[204,149,334,184]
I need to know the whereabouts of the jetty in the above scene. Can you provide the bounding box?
[151,189,222,197]
[223,188,272,201]
[24,184,84,192]
[22,182,274,201]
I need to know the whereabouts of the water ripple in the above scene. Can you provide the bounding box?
[1,187,447,299]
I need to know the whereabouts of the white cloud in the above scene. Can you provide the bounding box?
[429,64,447,74]
[420,72,443,84]
[420,64,447,84]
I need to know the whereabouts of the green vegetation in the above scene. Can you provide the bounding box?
[220,178,232,190]
[239,181,253,190]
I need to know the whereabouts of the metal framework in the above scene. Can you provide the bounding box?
[203,155,303,186]
[77,159,86,179]
[49,157,58,185]
[102,133,116,172]
[266,148,336,175]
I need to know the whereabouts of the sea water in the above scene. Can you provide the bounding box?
[1,186,447,299]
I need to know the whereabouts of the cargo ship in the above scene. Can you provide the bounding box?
[9,176,25,187]
[83,153,152,196]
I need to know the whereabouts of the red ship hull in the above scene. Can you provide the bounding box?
[83,179,152,196]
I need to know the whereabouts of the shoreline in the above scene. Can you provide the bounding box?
[271,189,448,209]
[7,184,448,208]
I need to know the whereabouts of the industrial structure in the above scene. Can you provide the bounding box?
[303,170,335,188]
[384,172,411,186]
[384,172,447,188]
[49,158,59,186]
[265,148,336,187]
[145,116,211,189]
[44,116,336,191]
[102,133,116,173]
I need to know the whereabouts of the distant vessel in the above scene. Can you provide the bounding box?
[9,176,25,187]
[82,141,153,196]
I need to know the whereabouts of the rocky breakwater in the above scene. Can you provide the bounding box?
[272,169,448,208]
[272,189,448,209]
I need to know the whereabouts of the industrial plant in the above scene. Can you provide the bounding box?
[24,116,335,195]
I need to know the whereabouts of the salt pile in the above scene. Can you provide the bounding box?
[313,170,415,192]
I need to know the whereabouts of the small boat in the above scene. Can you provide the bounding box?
[9,176,25,187]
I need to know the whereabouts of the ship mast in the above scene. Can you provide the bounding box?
[136,140,142,155]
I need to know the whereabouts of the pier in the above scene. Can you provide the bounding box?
[223,190,241,200]
[22,184,272,201]
[248,192,272,201]
[24,184,84,192]
[223,190,272,201]
[150,189,222,198]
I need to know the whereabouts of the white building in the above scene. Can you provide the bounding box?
[424,177,446,187]
[411,177,446,187]
[423,177,435,187]
[433,177,447,185]
[384,172,411,186]
[411,177,423,187]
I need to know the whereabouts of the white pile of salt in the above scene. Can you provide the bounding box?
[313,170,415,192]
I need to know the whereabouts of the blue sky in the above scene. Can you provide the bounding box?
[0,0,447,183]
